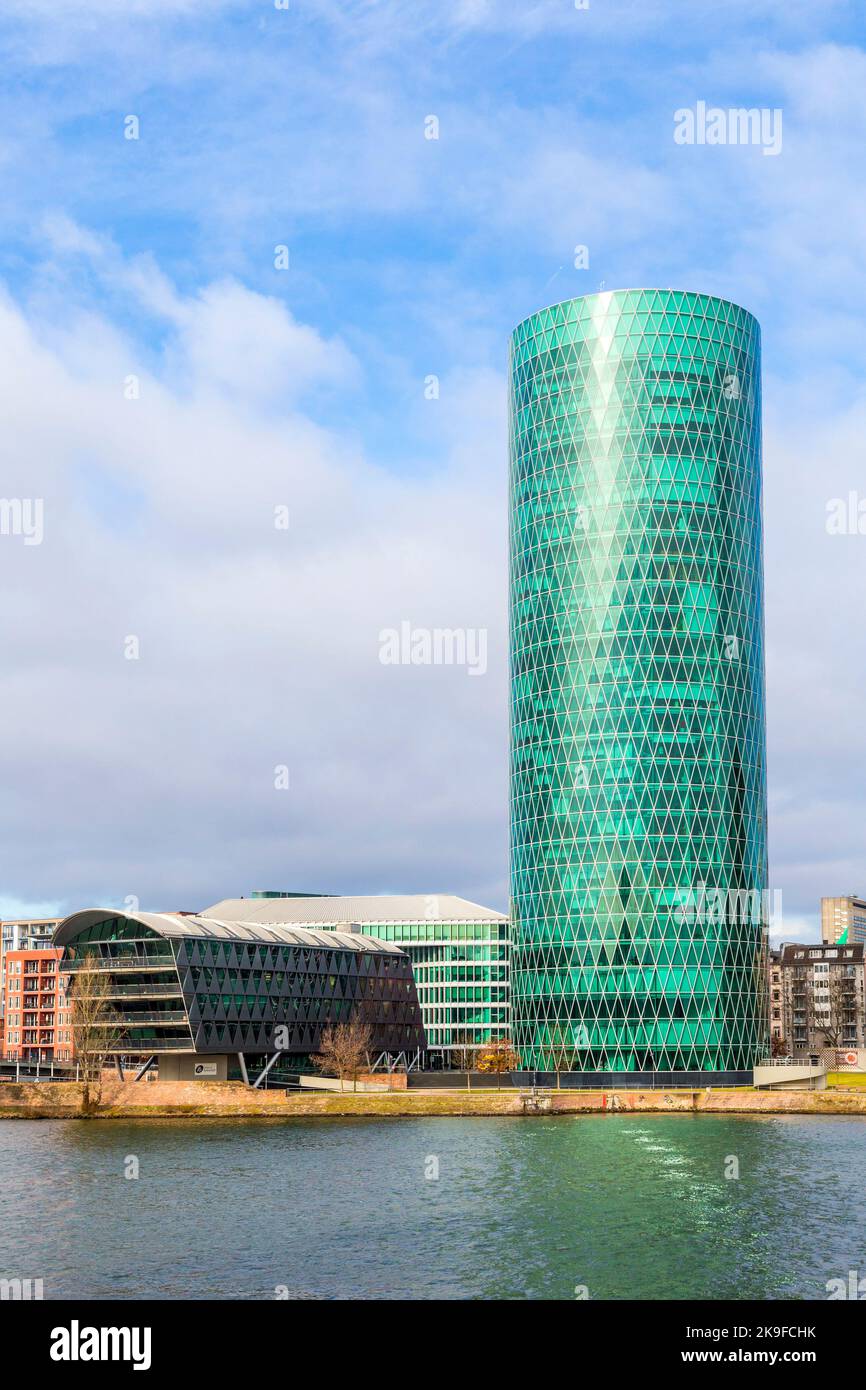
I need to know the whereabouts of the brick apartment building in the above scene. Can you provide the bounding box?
[0,918,60,1029]
[1,948,73,1062]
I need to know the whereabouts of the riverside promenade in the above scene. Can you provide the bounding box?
[3,1080,866,1120]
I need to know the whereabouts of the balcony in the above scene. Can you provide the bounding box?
[93,1012,188,1027]
[99,1036,193,1055]
[85,983,183,1001]
[64,955,176,973]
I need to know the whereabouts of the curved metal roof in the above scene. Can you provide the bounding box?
[53,909,406,955]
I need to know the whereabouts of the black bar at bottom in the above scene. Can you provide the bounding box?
[5,1297,852,1373]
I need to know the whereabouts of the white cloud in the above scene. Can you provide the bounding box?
[0,247,507,914]
[0,11,864,933]
[162,280,359,405]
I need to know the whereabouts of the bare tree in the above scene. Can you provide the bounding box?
[70,955,121,1114]
[813,974,844,1050]
[450,1030,479,1074]
[313,1015,373,1092]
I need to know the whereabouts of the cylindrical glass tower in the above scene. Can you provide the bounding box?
[509,290,768,1077]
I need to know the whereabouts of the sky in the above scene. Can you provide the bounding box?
[0,0,864,940]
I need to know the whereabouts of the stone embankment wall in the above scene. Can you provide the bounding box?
[2,1080,866,1119]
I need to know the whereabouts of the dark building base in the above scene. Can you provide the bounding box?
[512,1070,754,1089]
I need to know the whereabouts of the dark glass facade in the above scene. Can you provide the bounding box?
[509,290,769,1074]
[56,913,426,1060]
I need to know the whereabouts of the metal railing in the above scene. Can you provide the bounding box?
[91,1012,188,1026]
[64,956,176,973]
[74,983,182,1000]
[0,1053,74,1066]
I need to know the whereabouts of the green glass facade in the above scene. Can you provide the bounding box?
[364,919,510,1053]
[509,289,768,1074]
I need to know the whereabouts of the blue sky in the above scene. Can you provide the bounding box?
[1,0,865,938]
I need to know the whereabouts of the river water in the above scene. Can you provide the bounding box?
[1,1114,863,1299]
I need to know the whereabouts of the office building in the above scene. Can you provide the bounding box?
[509,289,768,1078]
[53,909,424,1081]
[821,896,866,945]
[203,894,509,1060]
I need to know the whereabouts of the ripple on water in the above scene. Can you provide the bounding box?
[0,1114,863,1299]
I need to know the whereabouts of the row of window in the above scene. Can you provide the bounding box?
[4,1029,72,1044]
[416,986,508,1003]
[372,924,507,943]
